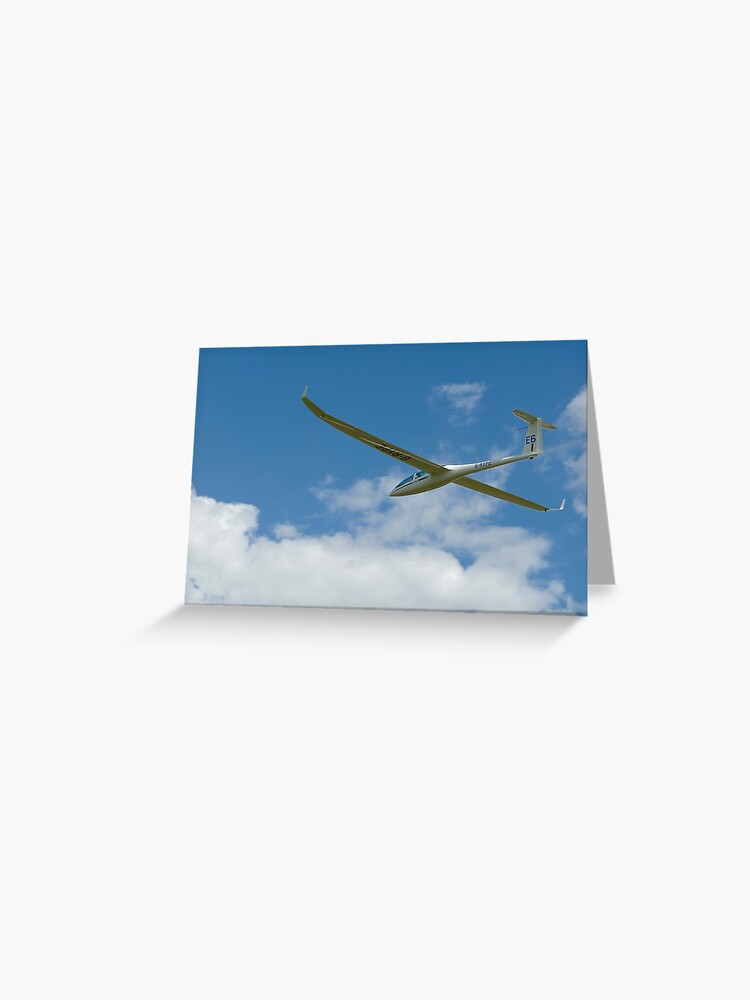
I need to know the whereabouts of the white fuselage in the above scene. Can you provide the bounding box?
[389,454,528,497]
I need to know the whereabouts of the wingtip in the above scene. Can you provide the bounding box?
[545,498,566,512]
[302,384,309,399]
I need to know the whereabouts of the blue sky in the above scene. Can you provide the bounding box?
[187,340,587,613]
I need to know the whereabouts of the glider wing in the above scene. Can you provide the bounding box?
[454,475,563,512]
[301,387,446,474]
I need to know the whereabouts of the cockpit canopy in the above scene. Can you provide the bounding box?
[394,471,429,489]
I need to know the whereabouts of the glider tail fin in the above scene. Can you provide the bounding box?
[513,409,557,459]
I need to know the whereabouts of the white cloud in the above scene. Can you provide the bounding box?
[563,450,587,516]
[185,479,576,613]
[559,386,587,436]
[431,382,487,423]
[310,477,384,512]
[185,491,260,603]
[273,523,299,539]
[563,450,586,491]
[553,386,587,517]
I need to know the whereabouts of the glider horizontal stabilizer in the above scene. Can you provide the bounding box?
[512,409,557,430]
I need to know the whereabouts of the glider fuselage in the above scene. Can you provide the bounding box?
[389,462,497,497]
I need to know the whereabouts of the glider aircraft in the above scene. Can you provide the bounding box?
[301,387,565,513]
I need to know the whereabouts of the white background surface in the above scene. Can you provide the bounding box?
[2,3,748,997]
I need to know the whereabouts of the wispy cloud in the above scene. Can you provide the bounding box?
[558,386,587,437]
[310,477,384,512]
[555,386,587,516]
[430,382,487,423]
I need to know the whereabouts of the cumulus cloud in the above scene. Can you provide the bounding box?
[431,382,487,423]
[185,491,260,603]
[185,479,576,613]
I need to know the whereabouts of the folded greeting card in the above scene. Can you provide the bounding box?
[186,339,606,615]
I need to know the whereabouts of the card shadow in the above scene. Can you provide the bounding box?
[588,353,615,585]
[137,599,589,650]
